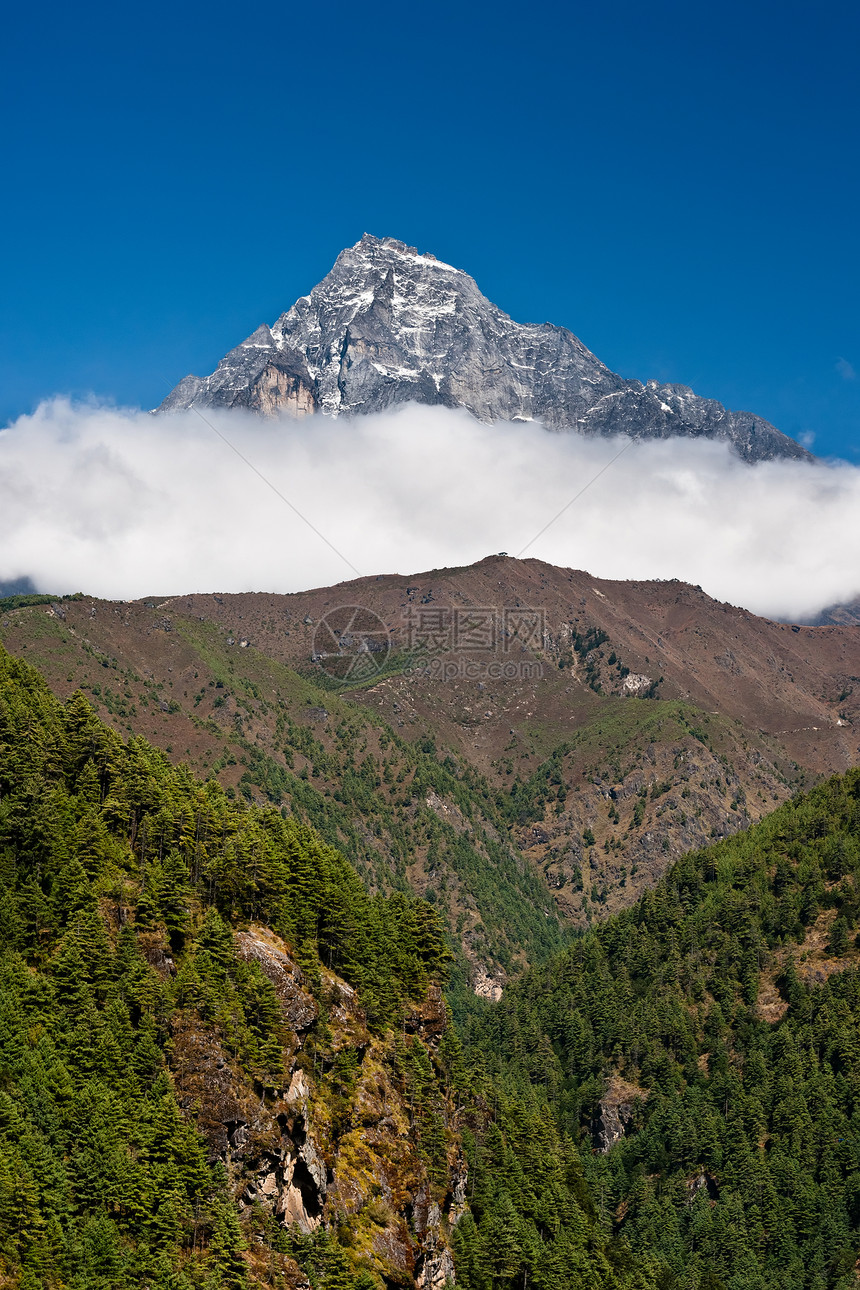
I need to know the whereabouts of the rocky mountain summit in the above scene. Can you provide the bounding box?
[158,234,808,463]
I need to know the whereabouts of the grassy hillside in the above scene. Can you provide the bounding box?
[0,592,801,968]
[8,634,860,1287]
[0,643,656,1290]
[0,604,570,994]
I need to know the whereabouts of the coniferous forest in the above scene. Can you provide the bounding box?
[5,637,860,1289]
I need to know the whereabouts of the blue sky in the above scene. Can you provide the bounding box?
[2,0,859,458]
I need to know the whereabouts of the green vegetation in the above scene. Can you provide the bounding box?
[0,645,446,1287]
[502,701,718,826]
[0,644,647,1290]
[465,769,860,1288]
[500,699,798,834]
[172,617,569,981]
[9,628,860,1289]
[237,718,567,989]
[0,592,82,614]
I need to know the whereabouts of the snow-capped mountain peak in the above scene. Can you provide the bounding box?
[157,234,809,463]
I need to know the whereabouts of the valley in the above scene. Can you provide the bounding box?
[5,596,860,1289]
[4,555,858,974]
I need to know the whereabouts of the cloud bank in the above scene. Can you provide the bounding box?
[1,398,858,621]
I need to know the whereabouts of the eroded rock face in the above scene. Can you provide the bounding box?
[685,1171,719,1203]
[168,923,464,1283]
[240,1068,331,1234]
[168,936,330,1233]
[250,361,316,418]
[158,234,809,464]
[405,983,448,1043]
[244,1146,326,1233]
[448,1159,468,1227]
[136,930,176,978]
[472,968,504,1003]
[235,926,317,1037]
[594,1099,635,1154]
[416,1200,456,1290]
[170,1021,261,1160]
[593,1076,646,1153]
[321,971,370,1051]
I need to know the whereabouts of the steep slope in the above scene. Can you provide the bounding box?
[158,235,808,464]
[465,768,860,1288]
[0,590,570,997]
[0,644,658,1290]
[4,556,860,943]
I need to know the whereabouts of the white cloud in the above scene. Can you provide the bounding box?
[836,356,856,382]
[1,398,859,622]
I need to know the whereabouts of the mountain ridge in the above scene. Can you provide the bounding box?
[4,553,858,964]
[9,604,860,1286]
[158,234,809,464]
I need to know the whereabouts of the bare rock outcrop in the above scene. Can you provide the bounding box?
[236,925,317,1037]
[593,1075,647,1153]
[167,922,462,1283]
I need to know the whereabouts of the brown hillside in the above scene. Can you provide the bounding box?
[3,555,859,949]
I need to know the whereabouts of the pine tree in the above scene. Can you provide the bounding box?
[207,1196,248,1288]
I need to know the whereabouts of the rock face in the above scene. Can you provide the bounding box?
[235,926,318,1037]
[158,233,808,464]
[169,923,464,1285]
[593,1076,646,1153]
